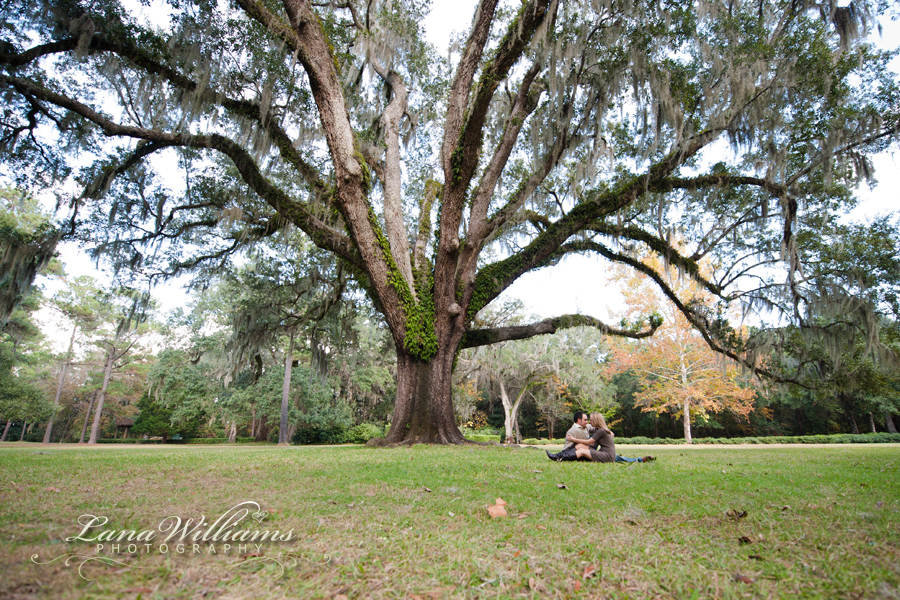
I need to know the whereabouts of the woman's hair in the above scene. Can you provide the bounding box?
[590,413,611,434]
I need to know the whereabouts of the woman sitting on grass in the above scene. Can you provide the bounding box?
[564,413,655,463]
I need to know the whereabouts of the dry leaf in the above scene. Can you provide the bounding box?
[781,505,791,511]
[726,509,748,520]
[334,595,349,600]
[734,574,755,584]
[44,486,61,493]
[528,577,548,593]
[582,565,597,579]
[122,588,153,594]
[487,499,508,519]
[531,469,543,474]
[536,525,546,530]
[749,555,764,561]
[423,487,432,493]
[738,536,754,545]
[557,484,569,490]
[573,581,582,592]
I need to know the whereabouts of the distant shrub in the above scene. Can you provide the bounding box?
[465,434,499,443]
[181,437,256,444]
[614,433,900,445]
[345,423,384,444]
[292,425,347,445]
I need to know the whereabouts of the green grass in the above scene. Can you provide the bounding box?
[0,443,897,599]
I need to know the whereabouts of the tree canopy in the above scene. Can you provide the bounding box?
[1,0,898,443]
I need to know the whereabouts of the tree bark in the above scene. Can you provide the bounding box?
[279,330,295,445]
[255,414,269,442]
[498,378,529,444]
[683,397,693,444]
[43,323,77,444]
[884,410,898,434]
[88,347,116,444]
[19,420,27,441]
[868,412,876,434]
[1,419,10,442]
[79,392,96,443]
[380,350,465,444]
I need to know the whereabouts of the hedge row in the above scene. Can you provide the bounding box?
[97,437,257,444]
[514,432,900,445]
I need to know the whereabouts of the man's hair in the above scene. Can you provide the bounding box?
[573,411,586,423]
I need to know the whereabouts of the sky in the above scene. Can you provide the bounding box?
[38,0,900,341]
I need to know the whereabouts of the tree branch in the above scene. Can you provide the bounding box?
[461,313,661,349]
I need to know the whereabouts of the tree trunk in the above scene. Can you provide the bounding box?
[868,412,876,434]
[255,414,269,442]
[381,350,465,444]
[499,379,515,443]
[19,420,27,441]
[683,398,692,444]
[884,411,898,434]
[1,419,10,442]
[228,421,237,443]
[43,324,77,444]
[88,348,116,444]
[79,392,96,443]
[279,330,295,445]
[848,413,860,435]
[58,405,77,443]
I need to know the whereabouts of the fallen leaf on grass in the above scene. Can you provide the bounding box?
[733,574,755,584]
[557,484,568,490]
[122,588,153,594]
[582,565,597,579]
[573,581,582,592]
[531,469,543,474]
[528,577,548,593]
[422,486,432,493]
[44,486,61,493]
[738,536,754,545]
[536,525,546,530]
[487,498,508,519]
[334,595,349,600]
[781,505,791,511]
[748,555,764,561]
[726,509,748,520]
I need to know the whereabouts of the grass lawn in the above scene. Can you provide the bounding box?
[0,442,897,599]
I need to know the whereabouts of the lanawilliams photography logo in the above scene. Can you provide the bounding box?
[32,501,303,579]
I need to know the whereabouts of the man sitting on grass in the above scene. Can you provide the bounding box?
[547,412,656,463]
[545,412,590,461]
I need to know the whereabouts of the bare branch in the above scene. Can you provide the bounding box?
[461,313,661,349]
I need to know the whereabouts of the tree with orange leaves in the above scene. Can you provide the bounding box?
[608,258,757,443]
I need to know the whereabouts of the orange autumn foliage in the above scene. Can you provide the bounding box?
[606,255,757,442]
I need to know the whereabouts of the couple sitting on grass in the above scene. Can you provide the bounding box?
[546,411,655,464]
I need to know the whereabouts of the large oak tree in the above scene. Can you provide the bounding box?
[1,0,898,443]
